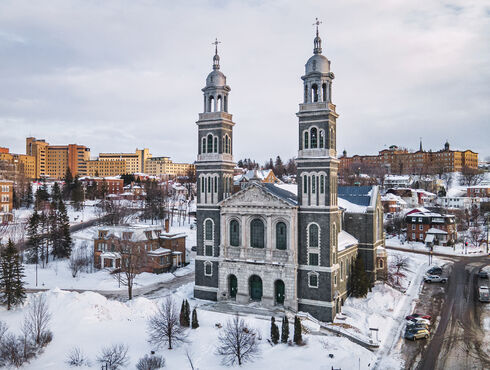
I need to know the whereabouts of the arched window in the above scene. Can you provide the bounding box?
[205,219,213,241]
[214,177,218,193]
[311,175,316,194]
[310,127,318,148]
[320,175,325,194]
[230,220,240,246]
[207,177,211,194]
[207,134,213,153]
[276,222,287,250]
[213,137,218,153]
[322,83,327,102]
[224,95,228,112]
[304,131,309,149]
[319,130,325,148]
[217,95,222,111]
[250,219,265,248]
[209,96,214,112]
[202,137,206,153]
[304,85,308,103]
[309,224,319,248]
[303,175,308,194]
[201,177,205,193]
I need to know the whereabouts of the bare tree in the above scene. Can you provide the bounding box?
[24,294,52,347]
[468,226,483,247]
[389,255,410,288]
[136,354,165,370]
[147,296,187,350]
[216,314,260,366]
[460,166,484,186]
[96,343,129,370]
[69,249,91,278]
[66,347,91,367]
[114,243,148,300]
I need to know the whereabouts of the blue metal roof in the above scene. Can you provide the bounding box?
[263,183,298,206]
[338,186,373,207]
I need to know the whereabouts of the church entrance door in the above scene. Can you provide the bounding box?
[275,280,285,305]
[229,275,238,299]
[249,275,262,301]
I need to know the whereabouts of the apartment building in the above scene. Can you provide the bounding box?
[145,156,195,177]
[26,137,90,179]
[80,177,124,196]
[0,148,36,179]
[0,180,13,223]
[340,142,478,175]
[467,185,490,199]
[405,209,457,246]
[98,148,151,174]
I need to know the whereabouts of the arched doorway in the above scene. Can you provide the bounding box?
[274,280,285,305]
[249,275,263,301]
[229,275,237,299]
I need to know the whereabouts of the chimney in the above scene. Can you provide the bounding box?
[164,218,169,233]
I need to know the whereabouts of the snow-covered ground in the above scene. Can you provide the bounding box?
[0,284,376,370]
[386,235,487,256]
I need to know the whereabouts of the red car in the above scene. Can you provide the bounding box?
[405,313,431,321]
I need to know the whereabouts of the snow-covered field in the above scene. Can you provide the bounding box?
[0,284,376,370]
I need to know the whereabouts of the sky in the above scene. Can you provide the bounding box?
[0,0,489,165]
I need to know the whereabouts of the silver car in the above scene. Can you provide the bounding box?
[424,274,447,283]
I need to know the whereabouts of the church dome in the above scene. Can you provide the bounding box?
[305,54,329,74]
[206,69,226,87]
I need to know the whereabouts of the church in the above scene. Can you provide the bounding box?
[194,25,387,322]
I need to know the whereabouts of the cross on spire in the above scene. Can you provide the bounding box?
[212,38,221,55]
[313,17,322,36]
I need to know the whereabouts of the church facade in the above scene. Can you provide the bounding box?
[194,28,386,322]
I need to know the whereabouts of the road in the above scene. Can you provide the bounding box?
[398,255,489,370]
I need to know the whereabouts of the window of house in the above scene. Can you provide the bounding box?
[230,220,240,247]
[276,222,287,250]
[308,273,318,288]
[412,233,415,239]
[419,225,423,230]
[250,219,265,248]
[412,224,415,230]
[419,233,423,239]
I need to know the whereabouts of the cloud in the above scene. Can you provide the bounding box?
[0,0,488,163]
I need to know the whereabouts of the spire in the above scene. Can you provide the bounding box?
[212,38,221,70]
[419,137,423,152]
[313,17,322,54]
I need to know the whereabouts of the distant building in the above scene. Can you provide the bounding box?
[145,156,195,177]
[80,177,124,196]
[233,169,281,192]
[467,185,490,199]
[381,193,407,213]
[0,180,13,223]
[0,149,36,179]
[26,137,90,179]
[86,158,127,177]
[98,148,151,174]
[405,209,457,245]
[340,142,478,175]
[384,175,411,188]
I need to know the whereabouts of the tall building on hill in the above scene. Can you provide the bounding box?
[145,156,195,177]
[0,148,36,179]
[26,137,90,179]
[98,148,151,174]
[340,142,478,175]
[194,25,386,322]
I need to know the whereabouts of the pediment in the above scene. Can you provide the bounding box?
[220,184,294,209]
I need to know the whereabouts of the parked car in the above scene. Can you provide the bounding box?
[478,269,488,279]
[479,286,490,303]
[405,313,432,321]
[407,323,430,332]
[427,266,443,276]
[424,274,447,284]
[408,317,430,326]
[404,328,430,340]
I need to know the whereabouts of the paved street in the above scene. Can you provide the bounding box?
[398,255,489,370]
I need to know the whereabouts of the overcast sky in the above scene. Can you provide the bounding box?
[1,0,489,164]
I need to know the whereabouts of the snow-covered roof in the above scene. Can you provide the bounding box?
[98,225,163,241]
[426,228,448,235]
[338,230,358,251]
[147,248,171,256]
[159,232,187,240]
[100,252,121,259]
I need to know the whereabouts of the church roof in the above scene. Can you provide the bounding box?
[263,183,298,206]
[338,186,373,206]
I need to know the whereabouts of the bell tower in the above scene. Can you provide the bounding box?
[194,39,236,301]
[296,20,341,322]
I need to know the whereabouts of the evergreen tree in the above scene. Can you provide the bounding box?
[179,299,186,327]
[71,177,84,211]
[0,239,26,310]
[191,307,199,329]
[51,182,62,204]
[281,316,289,343]
[274,156,285,178]
[270,317,279,345]
[293,316,302,345]
[62,168,73,200]
[25,182,33,208]
[185,300,191,327]
[26,210,41,264]
[12,188,19,209]
[58,201,72,258]
[350,255,369,298]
